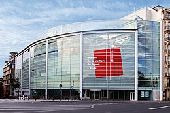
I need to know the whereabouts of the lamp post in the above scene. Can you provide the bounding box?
[59,84,62,101]
[70,80,74,100]
[70,85,73,100]
[33,90,37,101]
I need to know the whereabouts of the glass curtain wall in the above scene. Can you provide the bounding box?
[30,42,46,98]
[138,21,160,100]
[22,49,29,95]
[82,32,135,99]
[15,54,22,85]
[47,35,80,99]
[15,54,22,96]
[47,39,59,98]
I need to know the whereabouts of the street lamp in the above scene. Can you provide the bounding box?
[70,85,73,100]
[33,90,37,101]
[72,80,74,99]
[69,80,75,100]
[59,84,62,101]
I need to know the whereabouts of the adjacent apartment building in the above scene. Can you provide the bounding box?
[121,5,170,100]
[3,52,17,98]
[0,77,3,98]
[13,6,170,101]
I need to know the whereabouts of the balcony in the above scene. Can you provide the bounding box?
[165,80,170,88]
[168,62,170,68]
[3,68,7,73]
[164,49,170,55]
[164,11,170,19]
[164,40,170,46]
[165,73,170,77]
[164,26,170,32]
[164,17,170,20]
[2,78,6,81]
[164,63,168,68]
[168,50,170,55]
[167,83,170,87]
[165,37,170,41]
[5,83,10,86]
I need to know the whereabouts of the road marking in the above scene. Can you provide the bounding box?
[95,103,114,106]
[91,104,95,108]
[0,108,40,111]
[159,106,169,109]
[148,108,157,110]
[91,103,114,109]
[149,106,170,110]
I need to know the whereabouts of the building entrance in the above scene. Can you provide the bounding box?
[84,89,134,100]
[130,92,135,101]
[89,89,101,100]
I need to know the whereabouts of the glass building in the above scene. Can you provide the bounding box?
[15,20,161,101]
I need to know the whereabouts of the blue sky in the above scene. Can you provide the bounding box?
[0,0,170,76]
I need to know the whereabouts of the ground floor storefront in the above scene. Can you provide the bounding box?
[17,89,157,101]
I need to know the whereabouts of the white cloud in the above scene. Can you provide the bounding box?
[95,1,133,10]
[0,0,133,26]
[0,0,135,76]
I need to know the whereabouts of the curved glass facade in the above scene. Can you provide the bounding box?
[82,32,135,88]
[15,20,160,100]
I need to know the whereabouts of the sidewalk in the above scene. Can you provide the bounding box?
[0,99,40,103]
[0,99,168,103]
[0,99,80,103]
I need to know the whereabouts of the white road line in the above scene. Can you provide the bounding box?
[12,112,26,113]
[0,109,40,111]
[91,104,95,108]
[159,106,169,109]
[148,108,157,110]
[95,103,113,106]
[149,106,170,110]
[90,103,114,109]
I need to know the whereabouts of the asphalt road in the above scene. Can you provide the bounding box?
[0,100,170,113]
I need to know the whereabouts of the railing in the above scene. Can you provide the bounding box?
[165,37,170,41]
[168,51,170,55]
[5,83,10,86]
[164,12,170,19]
[164,26,170,30]
[167,82,170,87]
[165,72,170,77]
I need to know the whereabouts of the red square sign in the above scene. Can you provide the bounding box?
[94,48,123,78]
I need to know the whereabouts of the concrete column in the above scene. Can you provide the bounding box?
[45,39,48,100]
[29,48,31,96]
[135,23,138,101]
[160,19,163,101]
[79,32,83,100]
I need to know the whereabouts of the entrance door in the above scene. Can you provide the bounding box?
[92,91,101,99]
[130,92,135,101]
[90,89,101,100]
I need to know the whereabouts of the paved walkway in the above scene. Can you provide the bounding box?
[0,99,80,103]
